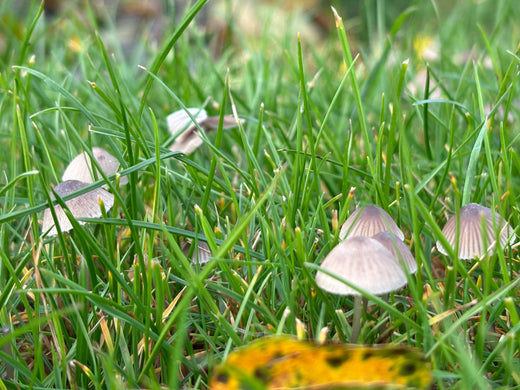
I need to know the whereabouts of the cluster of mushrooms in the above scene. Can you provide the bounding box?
[41,108,241,244]
[41,110,516,345]
[42,147,126,236]
[315,203,515,343]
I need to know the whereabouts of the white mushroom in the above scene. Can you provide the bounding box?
[316,236,407,296]
[315,236,408,344]
[167,108,243,155]
[42,180,115,236]
[436,203,515,259]
[167,108,208,137]
[372,231,417,274]
[339,205,404,241]
[62,147,127,185]
[181,240,212,265]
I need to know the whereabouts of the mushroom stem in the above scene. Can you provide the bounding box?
[351,295,362,344]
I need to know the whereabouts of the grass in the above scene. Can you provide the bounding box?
[1,0,520,388]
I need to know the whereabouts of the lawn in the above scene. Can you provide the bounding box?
[1,0,520,388]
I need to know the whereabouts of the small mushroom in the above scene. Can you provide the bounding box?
[62,147,127,185]
[339,205,404,241]
[167,107,243,155]
[372,231,417,274]
[436,203,515,259]
[316,236,407,295]
[167,108,208,135]
[315,236,408,343]
[181,240,212,265]
[42,180,115,236]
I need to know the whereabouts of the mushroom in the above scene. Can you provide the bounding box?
[372,231,417,274]
[181,239,212,265]
[42,180,115,236]
[167,108,208,136]
[436,203,515,259]
[167,108,243,155]
[339,205,404,241]
[62,147,127,185]
[315,236,408,343]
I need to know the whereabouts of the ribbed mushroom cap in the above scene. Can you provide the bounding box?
[315,236,408,296]
[372,231,417,274]
[182,240,212,265]
[42,180,115,236]
[436,203,516,259]
[167,108,243,154]
[62,147,127,185]
[339,205,404,241]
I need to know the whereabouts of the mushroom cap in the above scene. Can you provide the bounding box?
[371,231,417,274]
[62,147,127,185]
[167,108,243,154]
[315,236,408,296]
[169,128,206,155]
[182,240,212,265]
[436,203,516,259]
[339,205,404,241]
[42,180,115,236]
[166,108,208,136]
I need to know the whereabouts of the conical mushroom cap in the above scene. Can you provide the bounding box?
[315,236,408,296]
[167,108,243,154]
[339,205,404,241]
[62,147,127,185]
[42,180,115,236]
[436,203,516,259]
[372,231,417,274]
